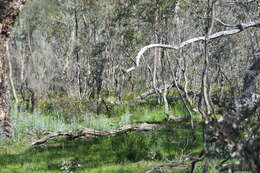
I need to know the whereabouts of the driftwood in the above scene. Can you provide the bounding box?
[32,123,159,146]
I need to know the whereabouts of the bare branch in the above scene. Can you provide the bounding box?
[214,18,238,27]
[221,0,259,6]
[126,19,260,73]
[125,44,176,73]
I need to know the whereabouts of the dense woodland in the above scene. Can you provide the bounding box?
[0,0,260,172]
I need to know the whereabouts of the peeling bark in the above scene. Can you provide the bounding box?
[0,0,25,136]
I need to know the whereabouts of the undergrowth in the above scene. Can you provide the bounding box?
[0,101,205,173]
[0,128,202,173]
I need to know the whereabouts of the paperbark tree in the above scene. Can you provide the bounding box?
[0,0,25,136]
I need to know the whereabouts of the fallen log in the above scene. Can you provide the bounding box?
[106,84,175,105]
[145,162,185,173]
[145,156,204,173]
[106,82,196,105]
[32,123,159,146]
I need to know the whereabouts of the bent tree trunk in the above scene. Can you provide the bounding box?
[0,0,25,136]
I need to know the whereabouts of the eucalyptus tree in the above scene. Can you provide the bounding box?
[125,0,260,171]
[0,0,25,136]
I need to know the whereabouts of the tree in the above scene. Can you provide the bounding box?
[124,4,260,172]
[0,0,25,136]
[0,0,259,171]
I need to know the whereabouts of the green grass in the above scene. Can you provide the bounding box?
[1,91,252,172]
[0,101,204,173]
[0,127,202,173]
[106,101,196,124]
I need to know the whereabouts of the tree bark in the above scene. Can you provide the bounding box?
[0,0,25,136]
[32,123,159,146]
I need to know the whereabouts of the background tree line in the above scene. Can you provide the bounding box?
[8,0,259,113]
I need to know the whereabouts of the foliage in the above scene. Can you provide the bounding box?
[2,0,260,172]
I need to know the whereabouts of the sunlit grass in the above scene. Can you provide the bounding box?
[0,128,202,173]
[0,101,204,173]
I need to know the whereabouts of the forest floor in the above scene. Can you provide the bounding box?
[0,102,205,173]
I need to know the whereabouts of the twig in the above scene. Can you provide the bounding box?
[190,150,205,173]
[214,18,238,27]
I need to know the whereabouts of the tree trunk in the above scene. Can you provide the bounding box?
[0,0,25,136]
